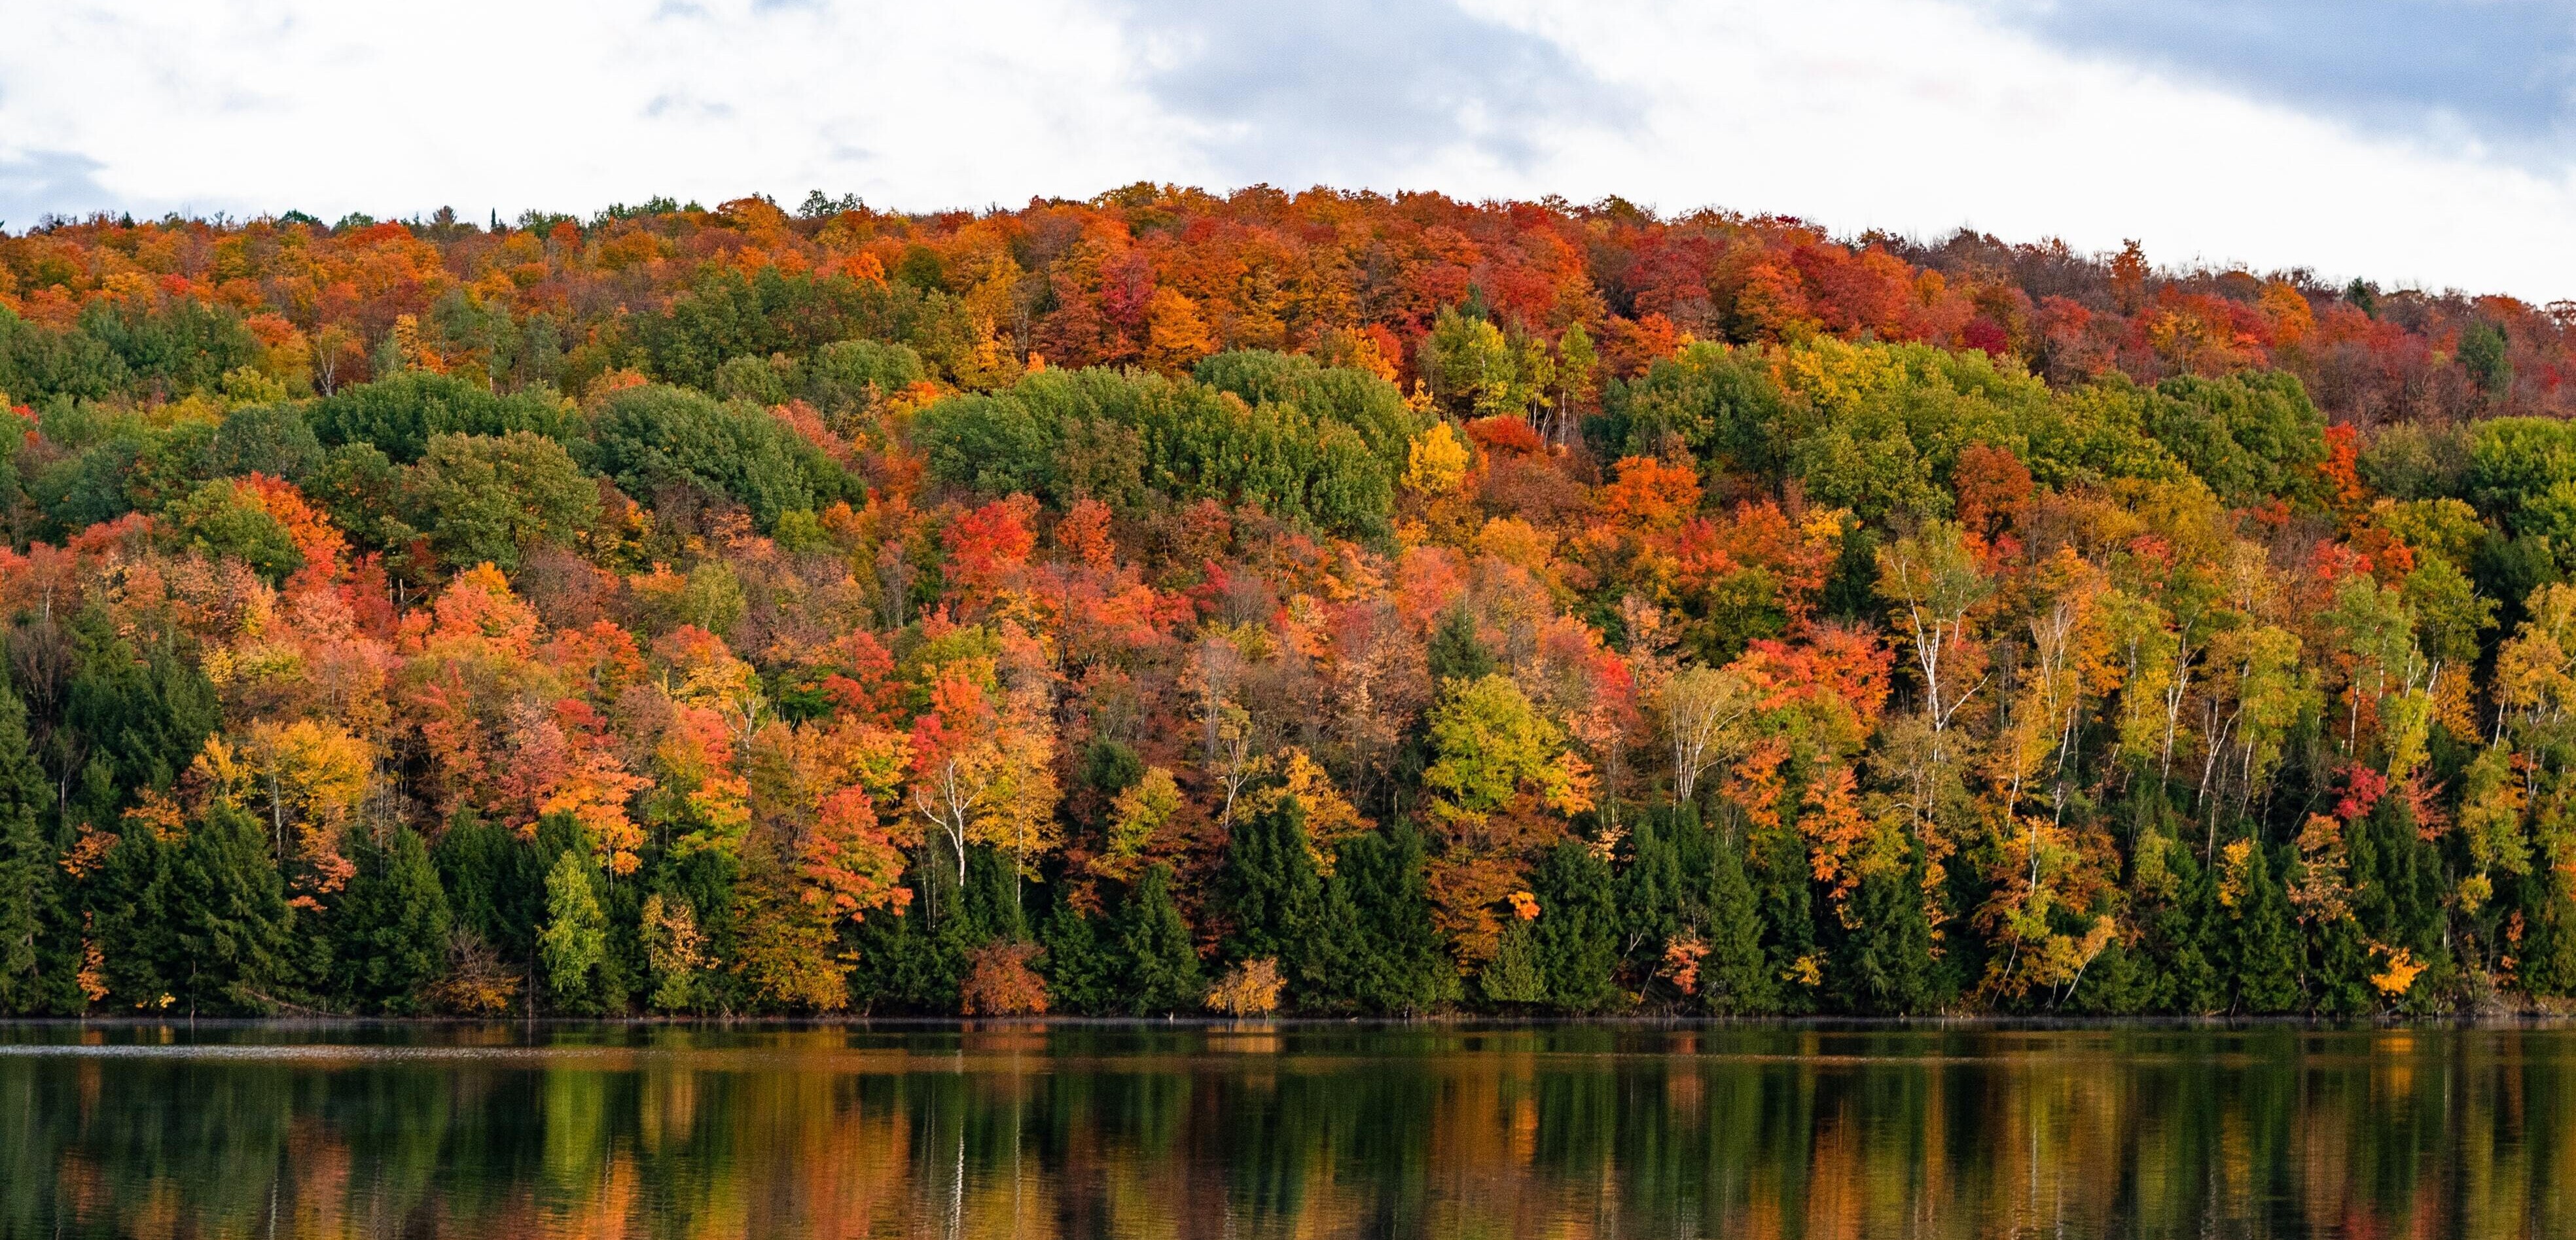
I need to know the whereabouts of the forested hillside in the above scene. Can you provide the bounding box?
[3,185,2575,1018]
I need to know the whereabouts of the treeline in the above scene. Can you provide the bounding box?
[2,188,2576,1018]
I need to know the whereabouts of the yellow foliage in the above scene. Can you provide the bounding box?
[1205,957,1285,1017]
[1402,422,1470,497]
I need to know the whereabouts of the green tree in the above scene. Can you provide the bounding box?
[400,431,600,570]
[333,826,452,1014]
[585,383,857,531]
[2460,321,2513,397]
[310,370,578,463]
[1531,842,1622,1012]
[1702,825,1775,1015]
[1116,864,1203,1014]
[2225,839,2303,1014]
[540,849,614,1014]
[163,478,303,582]
[0,672,72,1014]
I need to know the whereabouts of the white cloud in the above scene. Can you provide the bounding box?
[3,0,2573,299]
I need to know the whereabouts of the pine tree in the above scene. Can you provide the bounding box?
[335,826,452,1014]
[2227,839,2303,1015]
[1117,864,1203,1014]
[1217,796,1323,977]
[1310,823,1457,1014]
[1039,899,1114,1014]
[1751,823,1818,1014]
[166,802,295,1014]
[0,671,72,1014]
[1835,863,1935,1016]
[1480,921,1545,1005]
[1702,826,1774,1015]
[1533,842,1623,1012]
[1619,810,1689,982]
[1426,607,1494,686]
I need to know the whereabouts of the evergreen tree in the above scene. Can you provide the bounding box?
[1480,921,1545,1006]
[1039,899,1115,1014]
[1217,796,1323,972]
[334,826,452,1014]
[1117,864,1203,1014]
[1702,825,1775,1015]
[1619,809,1690,982]
[162,802,295,1014]
[1531,841,1623,1012]
[1318,823,1458,1014]
[2227,839,2304,1015]
[1426,607,1494,686]
[0,671,74,1014]
[1751,821,1818,1014]
[1834,861,1936,1015]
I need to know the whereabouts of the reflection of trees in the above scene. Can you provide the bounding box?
[16,1026,2576,1237]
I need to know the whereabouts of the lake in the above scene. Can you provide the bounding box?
[3,1022,2571,1238]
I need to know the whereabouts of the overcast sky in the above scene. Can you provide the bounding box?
[4,0,2573,299]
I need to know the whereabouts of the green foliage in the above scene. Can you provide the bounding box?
[0,672,73,1014]
[805,339,928,417]
[57,611,220,831]
[2141,371,2326,508]
[164,477,302,582]
[632,266,954,391]
[1310,823,1458,1014]
[207,403,323,480]
[1115,864,1203,1014]
[400,431,599,570]
[585,383,857,531]
[310,370,579,463]
[1529,843,1622,1012]
[1700,823,1774,1015]
[2460,321,2513,397]
[540,849,615,1013]
[1218,796,1324,970]
[913,361,1403,535]
[73,298,262,401]
[333,827,452,1014]
[2225,840,2303,1015]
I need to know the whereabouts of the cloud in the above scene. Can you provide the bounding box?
[1109,0,1633,183]
[3,0,2576,299]
[1978,0,2576,161]
[0,149,117,227]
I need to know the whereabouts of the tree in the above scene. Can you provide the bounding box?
[1117,865,1203,1014]
[400,431,600,571]
[1701,822,1774,1015]
[333,826,452,1013]
[2220,838,2302,1014]
[1662,665,1751,806]
[539,849,615,1013]
[1530,843,1622,1012]
[0,672,70,1014]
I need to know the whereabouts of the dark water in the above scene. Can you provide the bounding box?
[4,1023,2574,1239]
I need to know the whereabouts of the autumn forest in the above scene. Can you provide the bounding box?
[1,184,2572,1020]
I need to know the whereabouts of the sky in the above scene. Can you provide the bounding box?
[2,0,2573,299]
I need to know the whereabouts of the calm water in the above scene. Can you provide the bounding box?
[4,1023,2574,1239]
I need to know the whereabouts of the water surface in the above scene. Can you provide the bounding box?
[4,1021,2571,1238]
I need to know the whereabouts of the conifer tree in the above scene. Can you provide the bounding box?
[1533,842,1623,1012]
[1702,826,1774,1015]
[0,671,67,1014]
[1218,796,1323,969]
[1117,864,1202,1014]
[165,802,295,1014]
[2227,839,2304,1015]
[334,826,452,1014]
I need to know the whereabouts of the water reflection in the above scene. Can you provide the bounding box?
[3,1023,2572,1238]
